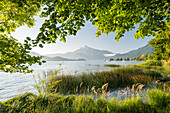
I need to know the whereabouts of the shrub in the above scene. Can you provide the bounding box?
[139,60,163,66]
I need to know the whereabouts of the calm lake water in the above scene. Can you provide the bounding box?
[0,61,144,101]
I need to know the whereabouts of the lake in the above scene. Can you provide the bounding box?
[0,60,144,101]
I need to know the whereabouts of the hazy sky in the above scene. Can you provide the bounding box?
[11,15,153,55]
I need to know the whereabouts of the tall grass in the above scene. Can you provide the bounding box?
[1,88,169,113]
[147,89,170,108]
[163,61,170,76]
[47,66,161,94]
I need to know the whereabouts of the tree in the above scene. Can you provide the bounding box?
[0,0,169,73]
[34,0,169,45]
[0,0,44,73]
[0,34,44,73]
[110,58,114,61]
[147,54,153,60]
[148,21,170,61]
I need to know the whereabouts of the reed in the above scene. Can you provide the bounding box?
[47,66,161,94]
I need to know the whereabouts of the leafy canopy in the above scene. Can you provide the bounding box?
[149,21,170,61]
[34,0,169,46]
[0,0,43,73]
[0,0,169,73]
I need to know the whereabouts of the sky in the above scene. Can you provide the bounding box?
[11,15,153,55]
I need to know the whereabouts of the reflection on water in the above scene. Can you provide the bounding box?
[0,61,144,101]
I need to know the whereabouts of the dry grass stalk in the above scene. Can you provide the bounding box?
[101,83,109,97]
[117,91,121,99]
[106,91,111,97]
[102,83,108,91]
[91,86,98,96]
[87,86,89,93]
[91,86,95,91]
[54,86,58,93]
[155,80,160,84]
[137,84,145,91]
[76,86,78,94]
[135,83,141,87]
[97,88,101,93]
[131,84,135,92]
[80,82,83,88]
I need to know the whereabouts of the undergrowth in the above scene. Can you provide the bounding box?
[0,89,169,113]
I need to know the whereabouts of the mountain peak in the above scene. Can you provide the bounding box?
[82,45,90,48]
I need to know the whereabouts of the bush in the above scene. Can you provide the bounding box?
[139,60,163,66]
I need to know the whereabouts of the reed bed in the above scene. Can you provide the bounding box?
[47,66,161,94]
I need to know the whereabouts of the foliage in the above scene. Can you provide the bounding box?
[149,21,170,61]
[35,0,169,45]
[0,0,45,73]
[163,61,170,75]
[0,89,169,113]
[1,0,169,73]
[0,0,41,34]
[138,60,163,66]
[0,34,43,73]
[147,54,154,60]
[131,54,151,61]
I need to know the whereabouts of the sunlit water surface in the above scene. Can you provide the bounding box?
[0,61,145,101]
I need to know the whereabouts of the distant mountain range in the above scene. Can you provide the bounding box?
[44,56,85,61]
[46,45,113,60]
[111,44,154,59]
[30,44,154,61]
[30,52,86,61]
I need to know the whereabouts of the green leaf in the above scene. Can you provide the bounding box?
[39,44,43,48]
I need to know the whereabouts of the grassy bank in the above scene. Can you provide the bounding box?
[46,66,161,94]
[136,60,170,76]
[0,89,169,113]
[137,60,163,66]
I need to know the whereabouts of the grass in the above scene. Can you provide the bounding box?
[0,89,169,113]
[45,66,161,94]
[155,82,170,92]
[136,60,170,77]
[137,60,163,66]
[164,61,170,76]
[104,64,120,67]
